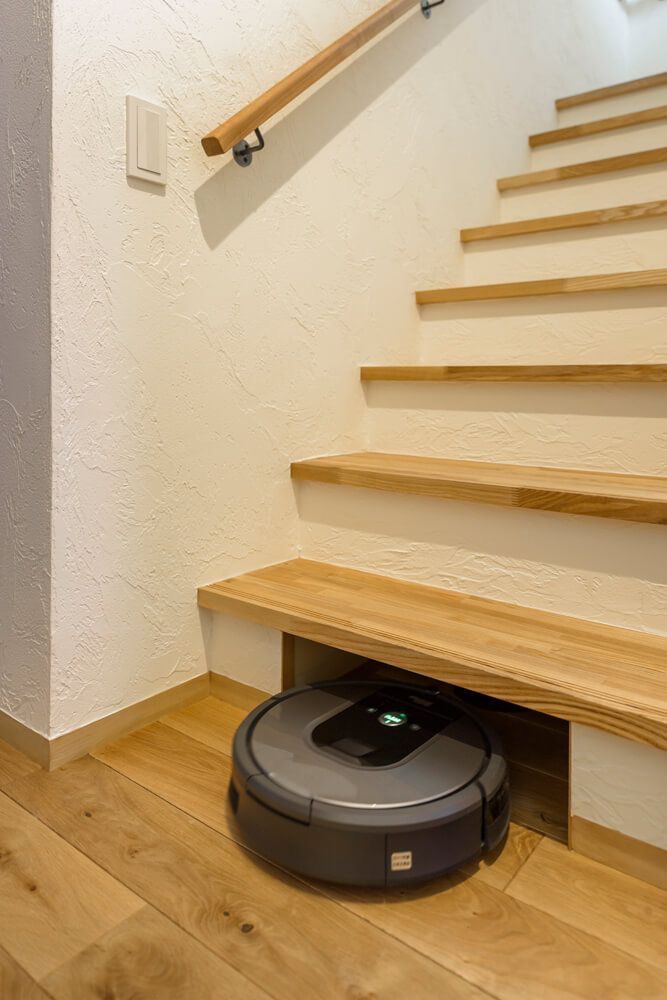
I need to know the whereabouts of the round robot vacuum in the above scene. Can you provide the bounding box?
[230,680,510,886]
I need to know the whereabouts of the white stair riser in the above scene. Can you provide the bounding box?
[365,384,667,475]
[499,170,667,222]
[296,483,667,635]
[463,226,667,283]
[555,85,667,127]
[530,122,667,170]
[417,295,667,364]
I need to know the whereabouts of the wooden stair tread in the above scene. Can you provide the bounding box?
[498,147,667,191]
[556,72,667,111]
[198,558,667,749]
[460,200,667,242]
[291,452,667,524]
[529,105,667,148]
[415,268,667,304]
[360,364,667,383]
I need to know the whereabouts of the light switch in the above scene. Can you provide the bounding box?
[126,96,167,185]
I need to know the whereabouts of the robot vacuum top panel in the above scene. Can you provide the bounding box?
[248,683,490,809]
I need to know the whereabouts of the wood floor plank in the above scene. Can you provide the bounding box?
[92,721,667,998]
[529,105,667,147]
[0,738,40,789]
[498,146,667,190]
[9,757,485,999]
[162,696,247,755]
[457,823,542,891]
[508,838,667,972]
[0,944,49,999]
[0,791,142,981]
[42,906,265,1000]
[328,874,667,1000]
[94,722,234,835]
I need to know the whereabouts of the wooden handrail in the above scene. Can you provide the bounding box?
[202,0,418,157]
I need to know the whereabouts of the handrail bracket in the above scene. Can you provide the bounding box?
[420,0,446,17]
[233,128,265,168]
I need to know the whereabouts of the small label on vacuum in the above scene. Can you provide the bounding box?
[391,851,413,871]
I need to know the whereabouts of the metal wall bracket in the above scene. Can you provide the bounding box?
[232,128,265,167]
[421,0,446,17]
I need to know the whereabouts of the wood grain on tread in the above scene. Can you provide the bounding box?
[529,104,667,147]
[556,72,667,110]
[9,755,484,1000]
[291,451,667,525]
[0,791,141,981]
[198,558,667,749]
[508,838,667,971]
[497,146,667,190]
[42,906,265,1000]
[360,363,667,382]
[460,199,667,241]
[415,267,667,303]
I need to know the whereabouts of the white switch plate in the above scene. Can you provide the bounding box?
[126,96,167,185]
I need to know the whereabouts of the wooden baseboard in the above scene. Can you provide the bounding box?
[48,674,211,770]
[570,815,667,890]
[208,673,269,711]
[1,675,211,771]
[0,709,50,769]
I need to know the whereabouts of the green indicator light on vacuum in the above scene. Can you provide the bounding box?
[378,711,408,727]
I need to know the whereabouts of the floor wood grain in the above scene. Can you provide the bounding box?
[508,838,667,972]
[0,738,40,789]
[7,757,482,999]
[42,906,266,1000]
[0,696,664,999]
[0,943,49,999]
[0,791,142,981]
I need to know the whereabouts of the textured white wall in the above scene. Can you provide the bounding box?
[624,0,667,75]
[48,0,631,735]
[571,725,667,849]
[0,0,52,735]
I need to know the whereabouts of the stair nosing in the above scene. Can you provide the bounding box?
[291,453,667,525]
[415,268,667,304]
[529,104,667,147]
[359,364,667,383]
[497,146,667,191]
[460,199,667,242]
[556,72,667,111]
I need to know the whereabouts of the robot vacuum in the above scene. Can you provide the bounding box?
[230,680,510,886]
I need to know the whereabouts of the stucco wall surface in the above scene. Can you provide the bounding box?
[47,0,632,734]
[571,725,667,850]
[0,0,52,734]
[624,0,667,75]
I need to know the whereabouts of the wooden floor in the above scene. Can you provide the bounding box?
[1,695,666,999]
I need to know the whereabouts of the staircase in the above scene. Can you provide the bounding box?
[199,71,667,753]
